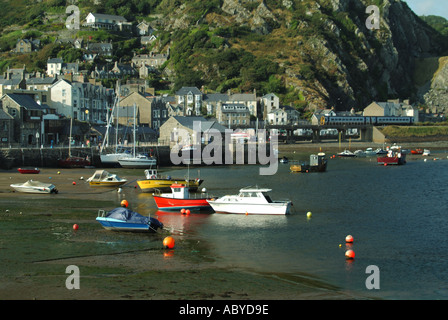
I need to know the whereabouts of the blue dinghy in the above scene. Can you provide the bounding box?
[96,207,163,233]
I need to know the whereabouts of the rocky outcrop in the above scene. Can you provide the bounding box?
[423,57,448,113]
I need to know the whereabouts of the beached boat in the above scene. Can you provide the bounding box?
[18,168,40,174]
[153,183,212,211]
[422,149,431,156]
[58,156,91,168]
[411,149,423,155]
[337,150,356,157]
[87,170,128,187]
[377,150,406,165]
[207,186,292,215]
[290,153,327,173]
[10,180,58,194]
[137,169,203,193]
[96,207,163,232]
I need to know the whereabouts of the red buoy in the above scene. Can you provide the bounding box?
[345,235,354,243]
[73,224,79,231]
[180,208,186,214]
[121,200,129,208]
[163,236,175,249]
[185,209,191,215]
[345,249,355,259]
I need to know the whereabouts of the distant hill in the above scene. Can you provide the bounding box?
[1,0,448,114]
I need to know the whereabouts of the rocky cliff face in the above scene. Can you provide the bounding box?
[159,0,447,111]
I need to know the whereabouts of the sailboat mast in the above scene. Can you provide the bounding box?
[133,102,136,157]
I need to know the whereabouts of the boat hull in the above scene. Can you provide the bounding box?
[88,181,127,187]
[100,153,131,167]
[153,195,211,210]
[377,155,406,165]
[117,158,157,168]
[96,217,153,232]
[58,157,91,168]
[18,168,40,174]
[290,162,327,173]
[207,201,291,215]
[137,179,203,192]
[10,181,57,194]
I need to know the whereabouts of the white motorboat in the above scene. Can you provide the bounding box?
[87,170,128,187]
[337,150,356,157]
[10,180,58,194]
[207,186,292,215]
[422,149,431,156]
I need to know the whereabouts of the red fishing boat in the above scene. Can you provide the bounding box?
[153,183,213,211]
[377,150,406,165]
[411,149,423,155]
[18,167,40,174]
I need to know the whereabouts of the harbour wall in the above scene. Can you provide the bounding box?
[0,143,275,170]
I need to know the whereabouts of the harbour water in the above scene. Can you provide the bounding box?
[0,150,447,300]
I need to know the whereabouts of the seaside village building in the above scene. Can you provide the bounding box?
[49,79,114,123]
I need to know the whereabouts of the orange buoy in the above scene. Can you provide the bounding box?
[120,200,129,208]
[163,236,175,249]
[73,224,79,231]
[72,181,76,185]
[180,208,186,214]
[345,235,354,243]
[345,249,355,259]
[185,209,191,215]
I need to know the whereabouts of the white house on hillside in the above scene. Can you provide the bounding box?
[83,13,132,32]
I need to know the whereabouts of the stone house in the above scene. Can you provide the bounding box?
[0,93,46,146]
[0,108,14,147]
[15,38,40,53]
[119,91,168,130]
[216,103,250,127]
[158,115,227,147]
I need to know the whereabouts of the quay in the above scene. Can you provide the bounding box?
[0,143,277,170]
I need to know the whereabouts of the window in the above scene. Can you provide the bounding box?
[62,89,66,97]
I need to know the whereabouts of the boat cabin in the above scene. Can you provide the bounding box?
[144,169,158,179]
[170,183,189,199]
[236,188,273,203]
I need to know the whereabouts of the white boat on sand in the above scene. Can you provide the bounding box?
[87,170,128,187]
[207,186,292,215]
[10,180,58,194]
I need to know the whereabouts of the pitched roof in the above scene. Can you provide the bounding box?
[172,116,227,133]
[89,13,127,22]
[175,87,202,96]
[4,93,45,110]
